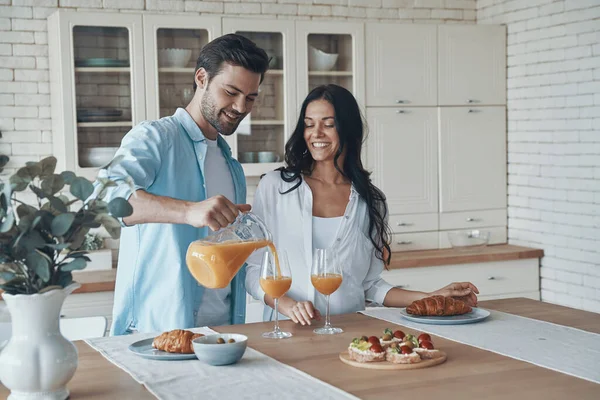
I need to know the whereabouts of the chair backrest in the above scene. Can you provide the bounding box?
[60,316,107,341]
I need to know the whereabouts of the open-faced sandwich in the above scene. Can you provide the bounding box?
[411,333,444,359]
[152,329,204,354]
[348,336,386,362]
[379,328,406,347]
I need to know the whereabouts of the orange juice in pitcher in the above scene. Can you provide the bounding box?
[185,213,277,289]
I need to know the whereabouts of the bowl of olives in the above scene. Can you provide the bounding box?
[192,334,248,366]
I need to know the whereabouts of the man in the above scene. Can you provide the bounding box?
[100,34,270,335]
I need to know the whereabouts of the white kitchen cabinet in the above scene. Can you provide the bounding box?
[381,258,540,300]
[366,107,438,215]
[439,106,507,213]
[222,19,298,177]
[366,23,437,107]
[60,291,114,335]
[438,25,506,106]
[48,10,146,181]
[143,14,221,121]
[296,21,365,111]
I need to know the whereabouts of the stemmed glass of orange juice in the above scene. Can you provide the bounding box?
[311,248,343,335]
[260,249,293,339]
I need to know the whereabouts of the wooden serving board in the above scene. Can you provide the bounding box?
[339,351,447,370]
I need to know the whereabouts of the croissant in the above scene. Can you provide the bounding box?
[406,295,472,316]
[152,329,204,354]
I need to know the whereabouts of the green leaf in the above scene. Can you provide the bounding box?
[29,185,46,199]
[51,212,76,236]
[60,171,76,185]
[92,200,109,214]
[0,154,8,174]
[61,257,86,272]
[9,171,30,192]
[47,195,68,213]
[45,243,71,251]
[108,197,133,218]
[25,250,51,283]
[0,276,28,295]
[16,204,37,219]
[39,156,57,179]
[70,177,94,201]
[22,230,47,251]
[41,174,65,196]
[96,214,121,239]
[69,227,89,250]
[23,163,42,179]
[56,270,73,288]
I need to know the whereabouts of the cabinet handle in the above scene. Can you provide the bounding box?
[467,99,478,103]
[488,276,496,280]
[396,110,407,114]
[466,217,480,222]
[396,222,413,227]
[468,109,481,113]
[396,100,407,104]
[396,241,413,245]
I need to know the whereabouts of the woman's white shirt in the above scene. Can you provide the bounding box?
[245,171,394,321]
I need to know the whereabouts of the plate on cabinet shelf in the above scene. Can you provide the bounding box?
[75,58,130,67]
[399,307,490,325]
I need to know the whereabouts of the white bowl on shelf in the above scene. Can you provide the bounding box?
[447,230,490,251]
[79,147,119,168]
[158,48,192,68]
[308,46,338,71]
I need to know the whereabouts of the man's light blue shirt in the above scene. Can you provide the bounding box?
[100,108,247,335]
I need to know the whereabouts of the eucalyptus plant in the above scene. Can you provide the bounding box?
[0,154,133,295]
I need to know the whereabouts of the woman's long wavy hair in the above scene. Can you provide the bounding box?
[278,84,391,265]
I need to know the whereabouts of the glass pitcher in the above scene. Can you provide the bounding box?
[185,212,275,289]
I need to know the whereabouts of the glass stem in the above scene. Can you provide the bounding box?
[325,295,331,328]
[274,297,280,333]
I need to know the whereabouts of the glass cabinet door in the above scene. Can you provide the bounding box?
[143,15,222,120]
[296,22,365,112]
[223,19,297,176]
[73,26,134,170]
[49,10,145,180]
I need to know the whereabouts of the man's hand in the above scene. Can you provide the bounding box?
[430,282,479,307]
[184,195,251,231]
[277,296,321,326]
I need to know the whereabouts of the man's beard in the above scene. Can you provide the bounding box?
[200,89,244,136]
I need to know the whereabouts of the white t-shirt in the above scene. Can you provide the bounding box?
[312,216,343,250]
[196,138,236,327]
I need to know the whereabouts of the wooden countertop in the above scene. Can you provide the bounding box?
[389,244,544,269]
[2,298,596,399]
[71,269,117,294]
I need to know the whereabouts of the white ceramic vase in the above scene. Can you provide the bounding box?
[0,283,80,400]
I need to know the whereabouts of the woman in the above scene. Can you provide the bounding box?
[245,84,478,325]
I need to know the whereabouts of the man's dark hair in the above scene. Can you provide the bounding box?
[193,33,270,90]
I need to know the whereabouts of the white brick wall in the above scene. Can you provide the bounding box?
[478,0,600,314]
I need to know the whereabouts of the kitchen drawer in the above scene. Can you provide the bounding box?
[438,226,507,249]
[439,209,506,230]
[389,213,438,233]
[381,258,539,297]
[61,292,114,319]
[390,232,438,252]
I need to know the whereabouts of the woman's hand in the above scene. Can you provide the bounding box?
[277,296,321,326]
[430,282,479,307]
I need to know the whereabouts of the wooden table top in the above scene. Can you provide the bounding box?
[1,298,598,399]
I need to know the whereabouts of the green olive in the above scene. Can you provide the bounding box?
[382,334,392,341]
[401,341,415,349]
[216,338,225,344]
[228,338,235,343]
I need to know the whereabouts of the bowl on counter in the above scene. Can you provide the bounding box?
[447,230,490,250]
[192,334,248,366]
[308,46,338,71]
[158,48,192,68]
[79,147,119,168]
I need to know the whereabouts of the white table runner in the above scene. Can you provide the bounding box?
[86,327,358,400]
[360,307,600,384]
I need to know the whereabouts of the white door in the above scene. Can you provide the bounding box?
[439,106,507,212]
[142,14,222,120]
[296,21,365,111]
[438,25,506,106]
[222,18,297,177]
[366,23,437,107]
[366,108,438,215]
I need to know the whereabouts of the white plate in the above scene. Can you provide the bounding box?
[399,307,491,325]
[128,338,197,361]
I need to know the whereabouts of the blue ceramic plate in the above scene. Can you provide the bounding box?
[399,307,490,325]
[75,58,130,67]
[128,338,198,361]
